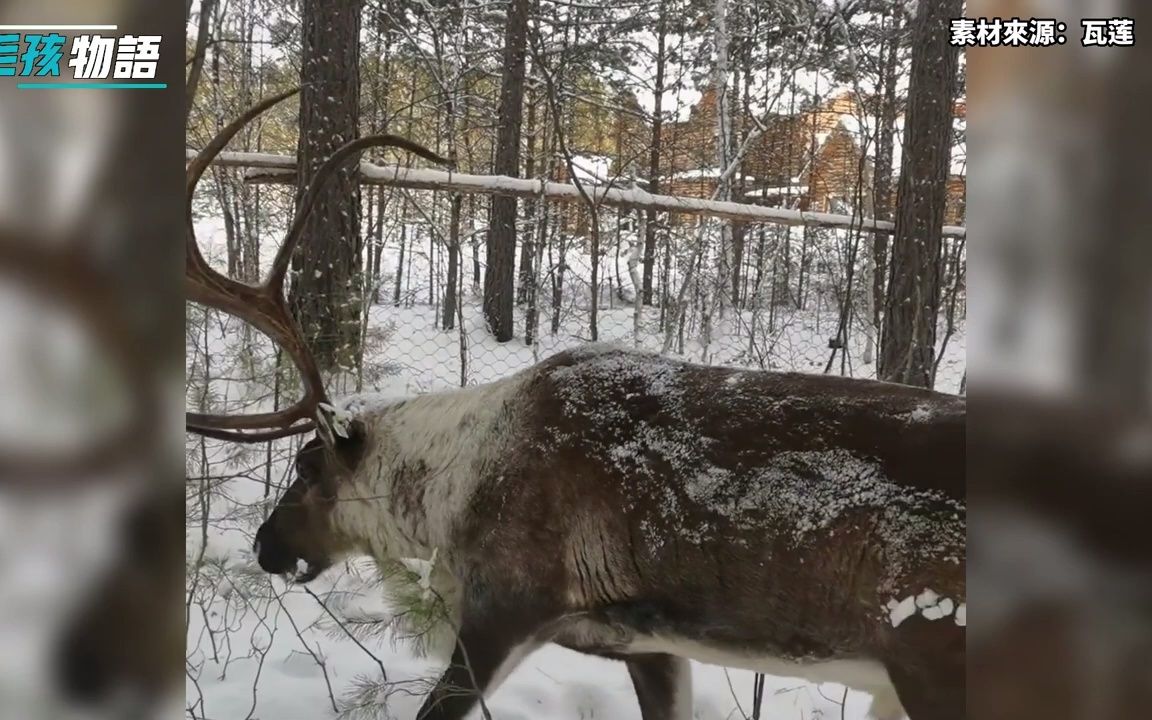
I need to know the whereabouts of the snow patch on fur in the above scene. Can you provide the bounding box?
[906,403,938,422]
[887,589,963,626]
[886,596,918,628]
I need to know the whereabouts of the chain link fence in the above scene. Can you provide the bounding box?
[190,182,965,407]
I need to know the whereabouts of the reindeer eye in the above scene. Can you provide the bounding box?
[294,443,326,485]
[295,460,319,486]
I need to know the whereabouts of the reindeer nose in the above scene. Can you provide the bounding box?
[254,523,297,574]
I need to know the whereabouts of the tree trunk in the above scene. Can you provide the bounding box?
[871,5,902,338]
[370,188,386,300]
[367,6,392,302]
[186,0,216,121]
[484,0,531,342]
[641,0,668,306]
[237,4,260,285]
[709,0,728,327]
[731,47,753,309]
[518,81,538,304]
[289,0,363,371]
[526,182,549,345]
[551,226,565,335]
[878,0,962,388]
[393,222,406,306]
[470,195,482,290]
[527,108,554,346]
[443,195,463,330]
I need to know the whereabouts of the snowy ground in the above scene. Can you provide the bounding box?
[182,217,964,720]
[187,542,879,720]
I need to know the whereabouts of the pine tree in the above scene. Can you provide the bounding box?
[878,0,962,387]
[289,0,364,370]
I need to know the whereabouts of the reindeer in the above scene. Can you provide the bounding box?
[186,92,966,720]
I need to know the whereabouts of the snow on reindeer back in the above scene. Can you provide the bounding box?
[542,348,964,577]
[546,346,696,446]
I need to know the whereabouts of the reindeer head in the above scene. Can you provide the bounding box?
[254,424,366,583]
[184,90,450,580]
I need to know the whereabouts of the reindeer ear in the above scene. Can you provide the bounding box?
[315,405,366,473]
[335,420,367,470]
[315,403,345,449]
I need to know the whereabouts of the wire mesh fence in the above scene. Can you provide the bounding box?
[189,181,966,413]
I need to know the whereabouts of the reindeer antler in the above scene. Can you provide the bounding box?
[186,88,451,442]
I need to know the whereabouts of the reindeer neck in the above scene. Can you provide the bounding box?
[332,375,530,565]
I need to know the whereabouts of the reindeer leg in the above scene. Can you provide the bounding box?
[626,653,693,720]
[415,600,544,720]
[885,659,964,720]
[883,619,965,720]
[865,682,908,720]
